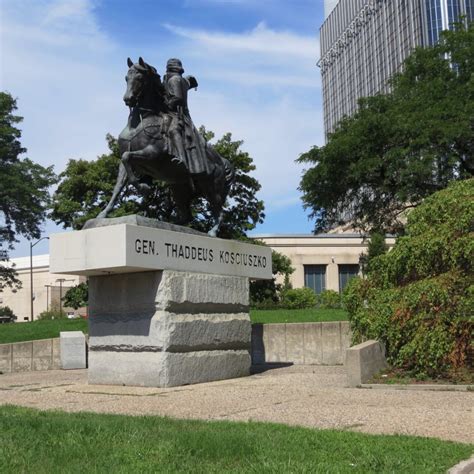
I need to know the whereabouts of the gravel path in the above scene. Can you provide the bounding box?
[0,365,472,444]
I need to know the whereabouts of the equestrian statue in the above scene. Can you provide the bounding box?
[96,57,235,237]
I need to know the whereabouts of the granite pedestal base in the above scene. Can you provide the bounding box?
[88,270,251,387]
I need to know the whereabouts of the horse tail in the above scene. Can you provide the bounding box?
[208,145,235,195]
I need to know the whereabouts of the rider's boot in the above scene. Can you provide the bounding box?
[170,132,187,166]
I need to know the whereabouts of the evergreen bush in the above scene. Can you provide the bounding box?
[37,308,67,321]
[318,290,342,309]
[281,287,317,309]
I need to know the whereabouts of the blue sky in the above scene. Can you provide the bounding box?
[1,0,326,257]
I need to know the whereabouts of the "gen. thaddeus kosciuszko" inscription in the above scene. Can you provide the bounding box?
[134,238,267,269]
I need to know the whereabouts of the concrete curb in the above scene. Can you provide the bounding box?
[448,455,474,474]
[359,383,473,392]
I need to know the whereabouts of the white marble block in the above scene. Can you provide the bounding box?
[60,331,87,370]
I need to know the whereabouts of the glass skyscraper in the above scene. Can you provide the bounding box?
[319,0,473,136]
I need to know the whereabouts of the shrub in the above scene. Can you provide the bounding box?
[250,299,282,310]
[250,249,294,305]
[37,309,67,321]
[360,231,388,275]
[281,287,317,309]
[344,179,474,380]
[0,306,17,322]
[318,290,342,309]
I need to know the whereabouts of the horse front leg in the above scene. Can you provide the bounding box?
[122,150,150,193]
[97,162,128,218]
[121,147,156,193]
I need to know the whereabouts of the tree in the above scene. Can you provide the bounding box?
[0,92,56,289]
[250,249,294,305]
[359,231,388,275]
[298,21,474,234]
[344,179,473,380]
[51,131,265,239]
[63,282,88,310]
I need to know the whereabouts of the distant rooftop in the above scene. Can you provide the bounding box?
[251,233,364,239]
[3,254,50,270]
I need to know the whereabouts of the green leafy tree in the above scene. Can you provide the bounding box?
[250,249,294,305]
[344,179,473,380]
[63,282,88,310]
[0,92,56,289]
[359,231,388,275]
[51,131,264,239]
[298,21,474,234]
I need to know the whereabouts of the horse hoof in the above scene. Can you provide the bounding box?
[208,229,217,237]
[138,183,151,193]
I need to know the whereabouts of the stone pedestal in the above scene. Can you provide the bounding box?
[50,216,271,387]
[88,270,251,387]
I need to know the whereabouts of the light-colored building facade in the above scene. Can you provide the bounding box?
[0,255,83,322]
[256,234,395,294]
[319,0,473,136]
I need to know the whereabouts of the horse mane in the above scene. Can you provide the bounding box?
[132,61,166,110]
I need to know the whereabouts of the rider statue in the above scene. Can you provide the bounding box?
[162,58,213,176]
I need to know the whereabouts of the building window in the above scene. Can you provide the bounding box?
[338,264,360,293]
[304,265,326,294]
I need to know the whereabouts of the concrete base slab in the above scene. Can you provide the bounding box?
[88,350,250,387]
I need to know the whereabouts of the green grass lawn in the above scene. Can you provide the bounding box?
[0,318,88,344]
[250,307,348,324]
[0,406,471,473]
[0,309,347,345]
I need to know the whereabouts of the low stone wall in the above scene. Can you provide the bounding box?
[251,321,351,365]
[1,322,352,374]
[0,338,61,373]
[345,340,387,387]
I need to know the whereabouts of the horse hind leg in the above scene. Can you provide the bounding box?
[207,182,226,237]
[97,162,127,219]
[170,184,193,225]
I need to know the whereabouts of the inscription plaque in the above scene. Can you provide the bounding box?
[50,224,272,280]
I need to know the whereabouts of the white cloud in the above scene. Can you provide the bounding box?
[158,22,324,203]
[0,0,122,171]
[164,21,318,60]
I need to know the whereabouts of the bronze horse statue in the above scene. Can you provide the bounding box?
[97,57,234,237]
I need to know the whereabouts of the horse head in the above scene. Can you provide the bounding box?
[123,57,164,109]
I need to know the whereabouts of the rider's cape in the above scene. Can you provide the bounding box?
[164,73,215,176]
